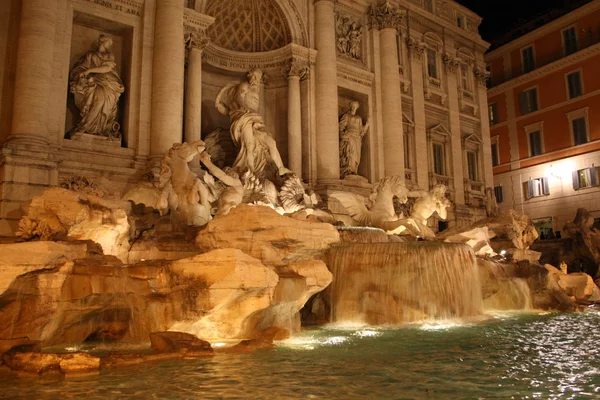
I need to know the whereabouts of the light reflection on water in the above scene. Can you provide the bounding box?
[2,312,600,399]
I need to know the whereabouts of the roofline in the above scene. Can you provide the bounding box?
[485,0,600,61]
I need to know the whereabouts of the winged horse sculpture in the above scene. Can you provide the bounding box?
[331,177,451,239]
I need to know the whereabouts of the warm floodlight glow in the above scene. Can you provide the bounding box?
[500,250,506,256]
[547,160,576,180]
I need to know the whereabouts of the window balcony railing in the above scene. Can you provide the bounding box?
[428,76,441,89]
[429,172,452,188]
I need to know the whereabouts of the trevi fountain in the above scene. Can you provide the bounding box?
[0,0,600,399]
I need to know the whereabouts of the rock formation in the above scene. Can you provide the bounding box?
[16,188,131,260]
[563,208,600,277]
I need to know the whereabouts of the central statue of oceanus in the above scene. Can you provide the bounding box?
[215,68,292,178]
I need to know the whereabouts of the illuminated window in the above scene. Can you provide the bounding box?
[572,167,599,190]
[489,103,498,125]
[526,177,549,199]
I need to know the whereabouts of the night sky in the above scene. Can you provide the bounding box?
[455,0,591,46]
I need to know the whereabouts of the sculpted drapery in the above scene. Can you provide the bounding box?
[69,34,124,139]
[339,101,370,178]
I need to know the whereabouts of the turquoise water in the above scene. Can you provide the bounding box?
[1,311,600,399]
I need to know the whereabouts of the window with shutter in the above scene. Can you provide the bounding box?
[573,117,588,145]
[520,88,538,114]
[567,71,583,99]
[404,134,410,169]
[491,143,499,166]
[529,130,542,156]
[494,185,503,203]
[526,177,550,199]
[573,167,599,189]
[521,46,535,73]
[563,27,578,55]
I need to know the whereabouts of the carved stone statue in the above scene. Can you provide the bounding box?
[215,68,292,178]
[339,101,370,178]
[69,34,125,139]
[407,184,452,239]
[330,176,410,233]
[336,14,363,60]
[123,141,213,226]
[332,180,451,239]
[198,152,244,217]
[485,187,499,217]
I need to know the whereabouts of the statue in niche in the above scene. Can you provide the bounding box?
[336,14,363,60]
[215,68,292,178]
[339,101,370,178]
[69,34,125,140]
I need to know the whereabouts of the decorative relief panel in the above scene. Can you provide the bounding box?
[336,13,364,63]
[205,0,292,52]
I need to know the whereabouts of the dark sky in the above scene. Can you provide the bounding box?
[455,0,590,45]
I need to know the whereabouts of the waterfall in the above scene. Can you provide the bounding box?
[478,259,533,311]
[325,242,484,325]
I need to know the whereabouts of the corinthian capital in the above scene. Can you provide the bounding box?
[282,59,309,80]
[406,37,426,60]
[442,53,459,74]
[185,31,209,51]
[369,1,405,30]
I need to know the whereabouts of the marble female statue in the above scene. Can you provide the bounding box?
[215,68,292,178]
[339,101,370,178]
[69,34,125,139]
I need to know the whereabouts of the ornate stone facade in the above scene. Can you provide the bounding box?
[0,0,492,233]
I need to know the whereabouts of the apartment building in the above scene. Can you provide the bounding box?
[485,0,600,235]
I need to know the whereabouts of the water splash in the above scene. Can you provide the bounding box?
[325,242,484,325]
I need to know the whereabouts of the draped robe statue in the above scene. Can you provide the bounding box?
[69,34,125,139]
[339,101,370,178]
[215,69,291,178]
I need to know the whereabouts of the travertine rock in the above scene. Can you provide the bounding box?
[196,204,340,266]
[149,331,213,354]
[445,209,538,250]
[16,188,131,260]
[442,226,496,257]
[0,241,98,293]
[1,352,100,375]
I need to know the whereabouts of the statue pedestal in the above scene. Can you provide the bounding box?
[70,132,122,148]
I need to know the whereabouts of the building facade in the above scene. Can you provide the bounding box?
[486,0,600,235]
[0,0,492,234]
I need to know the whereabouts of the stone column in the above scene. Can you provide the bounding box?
[151,0,185,157]
[8,0,58,146]
[283,60,308,178]
[184,31,208,144]
[475,66,494,188]
[313,0,340,181]
[444,53,466,205]
[407,37,429,189]
[370,2,405,178]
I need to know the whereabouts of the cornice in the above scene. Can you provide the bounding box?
[488,42,600,96]
[183,8,215,33]
[486,1,600,60]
